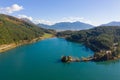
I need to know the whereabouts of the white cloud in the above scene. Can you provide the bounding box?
[18,15,33,21]
[17,15,54,25]
[0,4,23,14]
[34,19,54,25]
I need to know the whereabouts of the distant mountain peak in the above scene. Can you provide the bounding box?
[38,21,94,31]
[101,21,120,26]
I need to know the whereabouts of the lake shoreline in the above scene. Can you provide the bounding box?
[0,33,54,53]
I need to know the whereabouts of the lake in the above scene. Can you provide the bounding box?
[0,38,120,80]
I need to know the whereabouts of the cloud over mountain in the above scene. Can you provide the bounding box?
[18,15,33,21]
[0,4,23,14]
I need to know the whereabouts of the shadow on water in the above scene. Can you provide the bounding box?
[55,59,74,68]
[95,59,120,66]
[55,59,62,63]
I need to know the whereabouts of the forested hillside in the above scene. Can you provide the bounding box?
[0,14,55,45]
[57,26,120,61]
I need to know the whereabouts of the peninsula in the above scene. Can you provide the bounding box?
[57,26,120,62]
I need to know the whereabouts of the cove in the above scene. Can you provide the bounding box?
[0,38,120,80]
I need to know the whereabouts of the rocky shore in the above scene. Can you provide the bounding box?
[61,55,120,63]
[0,43,17,53]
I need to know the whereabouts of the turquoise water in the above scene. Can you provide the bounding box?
[0,38,120,80]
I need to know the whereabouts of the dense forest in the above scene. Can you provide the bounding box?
[57,26,120,61]
[0,14,55,45]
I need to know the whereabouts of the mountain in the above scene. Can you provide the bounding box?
[0,14,54,45]
[57,26,120,61]
[38,21,94,31]
[101,21,120,26]
[38,23,50,29]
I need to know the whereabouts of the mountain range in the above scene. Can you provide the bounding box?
[23,17,120,31]
[101,21,120,26]
[38,21,94,31]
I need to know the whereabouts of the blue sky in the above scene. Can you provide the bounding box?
[0,0,120,26]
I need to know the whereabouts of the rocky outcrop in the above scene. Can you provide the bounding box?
[61,56,73,62]
[61,56,93,63]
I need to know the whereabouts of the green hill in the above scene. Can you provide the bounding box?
[0,14,55,45]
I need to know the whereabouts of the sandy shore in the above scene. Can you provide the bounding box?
[0,43,17,53]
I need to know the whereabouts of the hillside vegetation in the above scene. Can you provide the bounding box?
[57,26,120,61]
[0,14,55,45]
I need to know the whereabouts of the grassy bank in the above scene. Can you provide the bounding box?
[40,33,54,40]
